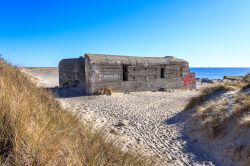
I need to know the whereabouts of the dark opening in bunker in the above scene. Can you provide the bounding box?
[180,67,183,77]
[123,65,128,81]
[161,68,165,78]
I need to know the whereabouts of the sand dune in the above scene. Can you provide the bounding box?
[21,67,59,87]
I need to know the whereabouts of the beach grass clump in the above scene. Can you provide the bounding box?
[240,74,250,92]
[196,91,250,137]
[96,86,113,95]
[193,98,230,138]
[0,58,150,165]
[234,94,250,119]
[242,74,250,83]
[241,84,250,92]
[184,84,232,111]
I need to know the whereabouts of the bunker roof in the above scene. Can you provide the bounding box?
[84,54,187,66]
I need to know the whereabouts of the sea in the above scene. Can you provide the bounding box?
[190,68,250,79]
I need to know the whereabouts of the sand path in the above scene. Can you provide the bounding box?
[59,90,215,166]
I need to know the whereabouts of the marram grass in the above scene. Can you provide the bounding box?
[0,58,152,165]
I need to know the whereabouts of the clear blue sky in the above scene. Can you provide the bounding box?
[0,0,249,67]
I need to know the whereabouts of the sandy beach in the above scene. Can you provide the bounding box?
[22,67,215,166]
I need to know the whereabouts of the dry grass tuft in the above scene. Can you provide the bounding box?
[241,84,250,92]
[0,58,151,165]
[234,95,250,119]
[240,74,250,92]
[184,84,232,110]
[242,74,250,83]
[96,86,113,95]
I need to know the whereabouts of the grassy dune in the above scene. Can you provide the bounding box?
[0,58,150,165]
[184,84,233,111]
[185,74,250,166]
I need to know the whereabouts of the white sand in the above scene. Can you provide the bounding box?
[59,91,215,165]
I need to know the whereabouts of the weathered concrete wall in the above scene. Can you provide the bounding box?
[59,54,196,94]
[84,54,196,94]
[58,57,85,89]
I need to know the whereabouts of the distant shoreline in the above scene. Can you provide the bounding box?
[191,67,250,79]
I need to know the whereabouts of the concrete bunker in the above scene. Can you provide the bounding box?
[59,54,196,94]
[58,57,85,88]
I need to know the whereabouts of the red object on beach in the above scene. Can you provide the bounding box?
[182,74,196,87]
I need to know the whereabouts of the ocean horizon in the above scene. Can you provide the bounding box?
[190,67,250,79]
